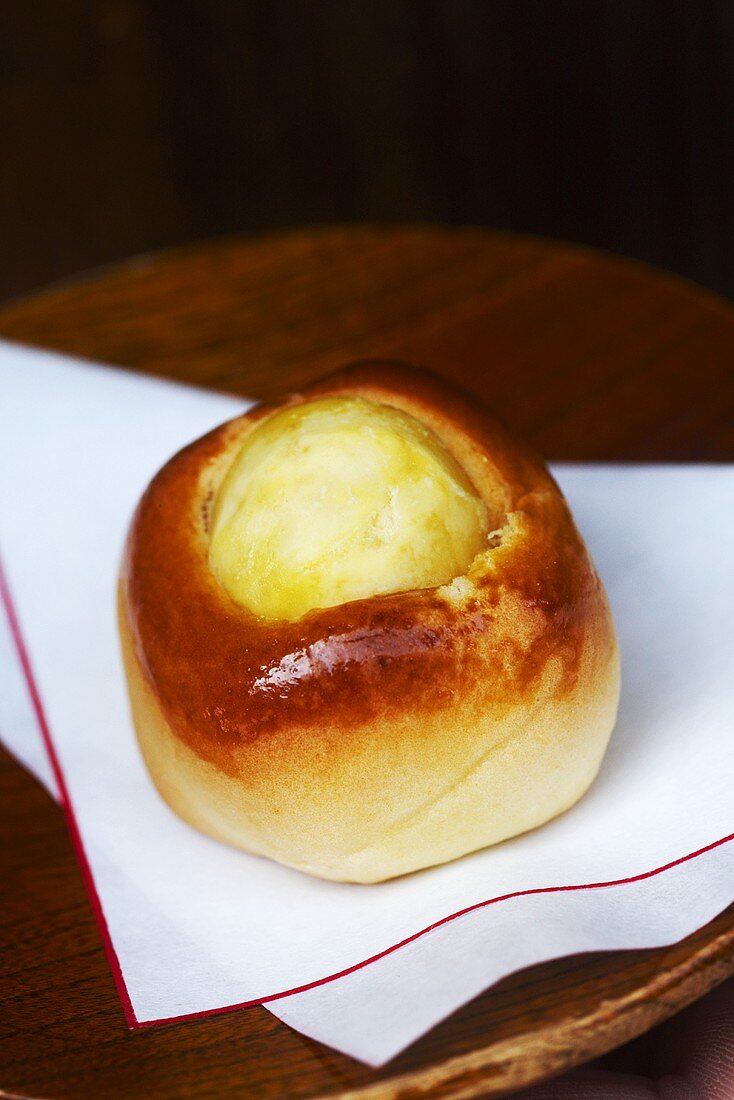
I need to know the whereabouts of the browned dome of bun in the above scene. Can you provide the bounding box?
[118,363,620,882]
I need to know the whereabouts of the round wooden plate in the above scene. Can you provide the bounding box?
[1,226,733,1099]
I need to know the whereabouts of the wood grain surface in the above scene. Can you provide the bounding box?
[1,226,733,1099]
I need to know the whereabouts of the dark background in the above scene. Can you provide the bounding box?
[3,0,734,303]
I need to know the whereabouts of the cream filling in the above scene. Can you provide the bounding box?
[209,396,491,621]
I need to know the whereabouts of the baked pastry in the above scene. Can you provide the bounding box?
[118,362,620,882]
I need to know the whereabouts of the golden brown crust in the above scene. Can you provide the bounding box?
[119,362,620,881]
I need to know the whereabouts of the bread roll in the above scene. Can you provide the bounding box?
[118,362,620,882]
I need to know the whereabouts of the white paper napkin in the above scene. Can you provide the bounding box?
[1,341,732,1067]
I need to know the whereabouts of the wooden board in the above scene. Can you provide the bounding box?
[1,226,733,1099]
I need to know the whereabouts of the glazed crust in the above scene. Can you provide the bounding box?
[119,362,620,882]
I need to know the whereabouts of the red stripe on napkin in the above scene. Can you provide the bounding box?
[1,554,732,1029]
